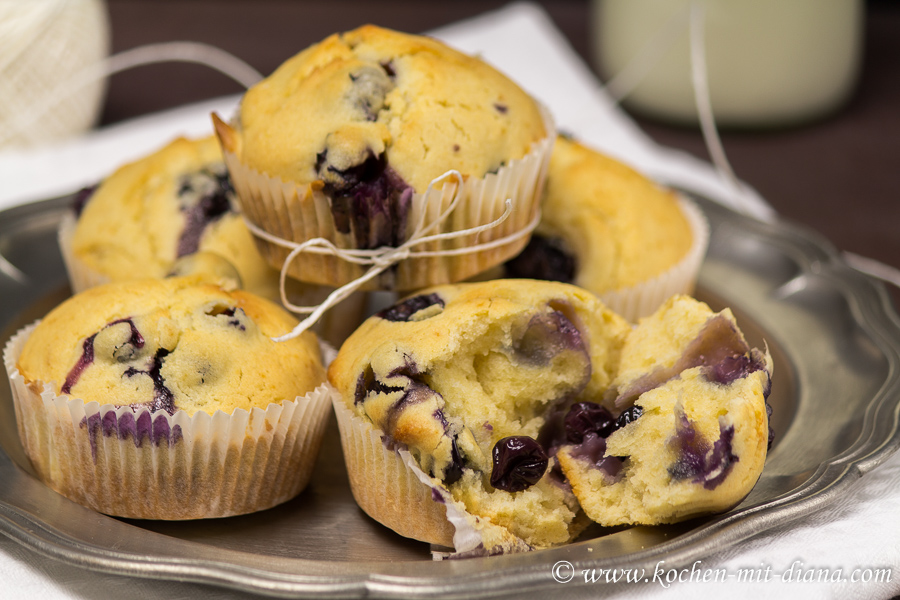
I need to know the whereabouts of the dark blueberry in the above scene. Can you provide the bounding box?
[493,103,508,114]
[442,436,466,486]
[615,405,643,430]
[318,150,413,249]
[377,293,444,322]
[490,436,548,492]
[72,184,98,218]
[504,234,577,284]
[176,166,235,257]
[379,60,396,78]
[564,402,616,443]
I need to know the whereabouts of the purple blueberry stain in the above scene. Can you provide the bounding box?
[61,318,144,394]
[377,293,444,322]
[702,346,767,386]
[513,309,586,367]
[175,165,235,257]
[347,65,393,121]
[123,348,176,415]
[667,406,738,490]
[354,364,406,405]
[318,149,413,250]
[382,380,439,434]
[81,409,184,462]
[493,103,508,114]
[62,333,97,395]
[568,433,623,480]
[504,234,577,284]
[490,435,548,492]
[612,315,759,410]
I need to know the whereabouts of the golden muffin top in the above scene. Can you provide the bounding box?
[230,25,548,193]
[70,136,280,299]
[18,276,325,416]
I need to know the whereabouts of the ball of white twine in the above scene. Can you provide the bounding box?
[0,0,110,149]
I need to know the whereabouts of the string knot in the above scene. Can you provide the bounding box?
[241,170,540,342]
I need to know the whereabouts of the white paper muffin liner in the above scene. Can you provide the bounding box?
[217,109,555,291]
[330,391,531,556]
[4,323,335,520]
[598,195,709,323]
[58,211,111,294]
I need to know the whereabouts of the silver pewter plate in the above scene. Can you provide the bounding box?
[1,194,899,598]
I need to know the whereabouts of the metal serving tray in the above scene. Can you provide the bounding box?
[1,194,899,599]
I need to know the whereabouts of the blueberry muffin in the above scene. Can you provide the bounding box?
[216,24,554,290]
[500,135,708,322]
[555,295,773,526]
[328,279,632,553]
[5,275,333,519]
[62,135,281,299]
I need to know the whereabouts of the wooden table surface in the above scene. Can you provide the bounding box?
[99,0,900,307]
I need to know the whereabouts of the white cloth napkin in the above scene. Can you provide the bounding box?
[0,3,897,599]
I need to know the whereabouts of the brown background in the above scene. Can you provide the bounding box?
[99,0,900,307]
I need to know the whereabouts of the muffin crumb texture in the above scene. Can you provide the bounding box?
[328,282,772,553]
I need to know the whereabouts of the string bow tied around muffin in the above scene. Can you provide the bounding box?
[241,169,541,342]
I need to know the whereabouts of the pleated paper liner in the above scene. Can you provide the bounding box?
[599,195,710,323]
[215,109,555,291]
[4,323,335,520]
[330,392,532,555]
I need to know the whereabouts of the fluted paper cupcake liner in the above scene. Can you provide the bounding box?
[599,195,709,323]
[58,212,111,293]
[4,323,335,520]
[218,109,555,291]
[331,392,530,555]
